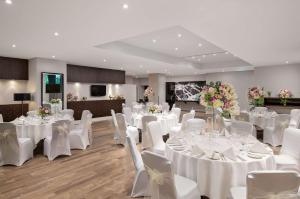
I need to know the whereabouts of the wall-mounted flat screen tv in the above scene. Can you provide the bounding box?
[91,85,106,97]
[175,81,206,101]
[45,74,62,93]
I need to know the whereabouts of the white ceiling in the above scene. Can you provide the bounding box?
[0,0,299,77]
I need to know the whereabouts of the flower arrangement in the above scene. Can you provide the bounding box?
[278,89,293,106]
[50,98,61,104]
[144,87,154,97]
[148,104,161,114]
[38,107,51,118]
[248,86,265,107]
[200,81,240,118]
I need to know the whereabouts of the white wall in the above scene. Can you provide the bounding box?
[254,64,300,97]
[205,70,255,110]
[28,58,67,110]
[0,80,28,104]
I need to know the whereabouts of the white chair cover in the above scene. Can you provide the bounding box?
[111,109,119,143]
[115,113,127,146]
[123,107,133,125]
[60,109,74,120]
[141,151,200,199]
[230,120,255,137]
[275,128,300,171]
[162,103,170,112]
[0,123,33,166]
[126,135,149,197]
[147,121,165,155]
[44,120,72,161]
[170,112,194,137]
[234,111,250,122]
[186,118,206,134]
[263,114,290,146]
[171,108,181,123]
[69,114,92,149]
[231,171,300,199]
[0,114,3,123]
[254,107,268,114]
[289,109,300,128]
[141,115,157,149]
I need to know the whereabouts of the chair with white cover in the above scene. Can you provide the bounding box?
[186,118,206,134]
[141,115,157,149]
[0,123,33,166]
[60,109,74,120]
[0,114,3,123]
[230,171,300,199]
[44,120,72,161]
[147,121,165,155]
[69,113,92,149]
[289,109,300,128]
[162,102,170,112]
[141,151,200,199]
[263,114,290,146]
[170,112,194,137]
[126,135,149,197]
[111,109,119,143]
[253,107,268,114]
[230,120,255,137]
[233,111,250,122]
[275,128,300,171]
[123,107,133,126]
[115,113,138,146]
[171,107,181,123]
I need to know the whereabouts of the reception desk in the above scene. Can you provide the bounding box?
[264,97,300,114]
[67,99,125,120]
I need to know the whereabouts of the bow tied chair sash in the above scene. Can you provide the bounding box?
[0,128,20,162]
[278,121,289,129]
[54,123,70,147]
[145,165,174,199]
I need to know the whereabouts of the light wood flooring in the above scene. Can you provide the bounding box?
[0,121,137,199]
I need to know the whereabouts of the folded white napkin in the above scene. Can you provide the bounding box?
[222,147,237,161]
[249,142,271,154]
[191,145,205,157]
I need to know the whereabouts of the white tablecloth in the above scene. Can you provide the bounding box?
[133,113,177,135]
[165,135,276,199]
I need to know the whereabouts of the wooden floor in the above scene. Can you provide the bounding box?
[0,121,137,199]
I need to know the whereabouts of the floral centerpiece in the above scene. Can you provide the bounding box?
[38,107,51,119]
[50,98,61,104]
[148,104,161,114]
[248,86,264,108]
[144,87,154,102]
[200,81,240,118]
[278,89,293,106]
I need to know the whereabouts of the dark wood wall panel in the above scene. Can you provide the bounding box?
[67,100,124,120]
[0,104,29,122]
[0,56,28,80]
[67,64,125,84]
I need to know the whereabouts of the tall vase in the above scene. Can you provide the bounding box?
[205,106,215,134]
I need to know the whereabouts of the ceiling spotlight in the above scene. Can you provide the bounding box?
[5,0,12,4]
[52,55,56,58]
[198,58,201,61]
[54,32,59,36]
[285,61,289,64]
[152,39,156,43]
[192,56,195,59]
[120,67,124,70]
[122,3,129,9]
[12,44,16,48]
[175,47,178,51]
[198,43,202,47]
[202,55,206,58]
[103,59,107,62]
[225,51,229,54]
[177,33,182,38]
[213,54,217,56]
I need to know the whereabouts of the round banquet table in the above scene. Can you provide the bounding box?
[13,115,73,146]
[133,112,177,135]
[165,134,276,199]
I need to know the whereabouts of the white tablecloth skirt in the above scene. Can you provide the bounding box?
[16,124,52,145]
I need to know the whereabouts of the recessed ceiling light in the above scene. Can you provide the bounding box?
[54,32,59,36]
[192,56,195,59]
[120,67,124,70]
[52,55,56,58]
[175,47,178,51]
[202,55,206,58]
[198,43,202,47]
[152,39,156,43]
[213,54,217,56]
[285,61,289,64]
[12,44,16,48]
[5,0,12,5]
[198,58,201,61]
[103,59,107,62]
[122,4,129,9]
[225,51,229,54]
[177,33,182,38]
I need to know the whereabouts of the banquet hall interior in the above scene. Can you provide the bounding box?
[1,1,300,199]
